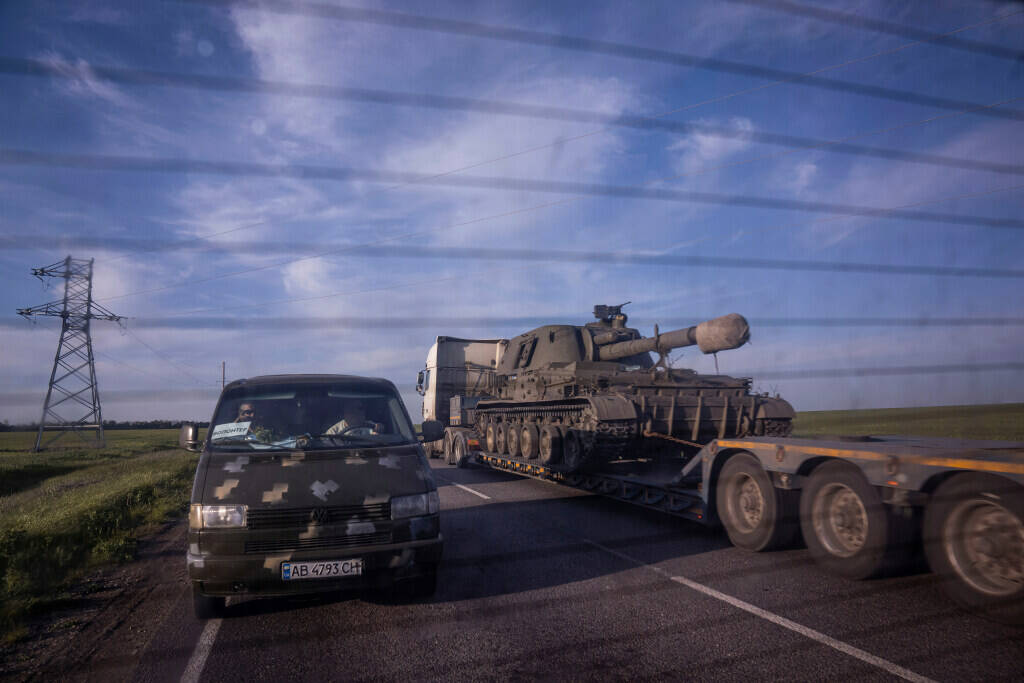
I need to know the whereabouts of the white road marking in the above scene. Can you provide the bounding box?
[584,539,937,683]
[434,475,491,500]
[181,617,221,683]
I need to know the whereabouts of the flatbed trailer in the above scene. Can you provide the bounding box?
[467,433,1024,624]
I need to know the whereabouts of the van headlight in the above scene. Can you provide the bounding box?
[190,504,248,529]
[390,491,440,519]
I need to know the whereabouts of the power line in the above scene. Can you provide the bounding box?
[175,0,1024,120]
[8,178,1012,309]
[749,362,1024,381]
[3,149,1021,234]
[721,0,1024,62]
[77,316,1024,331]
[4,57,1023,177]
[122,328,219,387]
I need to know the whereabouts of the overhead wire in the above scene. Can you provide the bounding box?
[174,0,1024,121]
[720,0,1024,62]
[3,57,1022,177]
[64,13,1020,267]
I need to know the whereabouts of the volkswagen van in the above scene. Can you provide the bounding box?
[180,375,445,619]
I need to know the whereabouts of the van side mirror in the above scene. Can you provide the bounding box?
[418,419,444,443]
[179,423,202,452]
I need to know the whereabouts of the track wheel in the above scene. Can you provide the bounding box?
[924,473,1024,624]
[193,584,226,620]
[448,431,469,468]
[484,420,498,453]
[494,422,509,455]
[506,421,521,457]
[539,425,563,465]
[520,424,540,459]
[563,430,588,473]
[801,460,914,579]
[717,453,798,552]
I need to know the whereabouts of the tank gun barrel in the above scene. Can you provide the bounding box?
[596,313,750,360]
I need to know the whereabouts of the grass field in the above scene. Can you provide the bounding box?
[792,403,1024,441]
[0,429,198,642]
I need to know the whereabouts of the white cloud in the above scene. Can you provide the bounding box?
[667,117,754,176]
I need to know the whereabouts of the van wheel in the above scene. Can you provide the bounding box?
[407,564,438,599]
[717,453,798,552]
[801,461,914,579]
[193,585,226,620]
[923,474,1024,624]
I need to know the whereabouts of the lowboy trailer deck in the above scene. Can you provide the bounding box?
[468,433,1024,624]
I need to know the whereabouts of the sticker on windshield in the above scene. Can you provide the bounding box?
[211,422,250,440]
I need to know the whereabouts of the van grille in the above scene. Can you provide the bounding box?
[247,503,390,530]
[245,531,391,554]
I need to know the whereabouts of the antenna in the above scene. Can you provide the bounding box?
[17,256,123,451]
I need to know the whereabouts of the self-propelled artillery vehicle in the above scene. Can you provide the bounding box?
[438,304,795,473]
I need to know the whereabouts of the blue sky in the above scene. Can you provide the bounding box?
[1,0,1022,423]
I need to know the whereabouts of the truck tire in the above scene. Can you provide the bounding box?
[717,453,797,552]
[923,473,1024,624]
[494,422,509,454]
[193,585,226,620]
[440,431,453,461]
[539,425,563,465]
[801,460,914,579]
[506,422,521,457]
[520,424,540,459]
[448,431,469,468]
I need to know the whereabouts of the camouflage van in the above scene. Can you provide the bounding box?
[180,374,445,619]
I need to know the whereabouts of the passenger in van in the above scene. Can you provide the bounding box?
[234,402,278,441]
[326,401,380,436]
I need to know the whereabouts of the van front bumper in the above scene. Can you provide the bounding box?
[188,535,443,597]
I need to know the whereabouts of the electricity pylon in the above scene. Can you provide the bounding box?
[17,256,123,451]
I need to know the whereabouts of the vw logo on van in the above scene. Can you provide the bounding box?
[311,507,330,524]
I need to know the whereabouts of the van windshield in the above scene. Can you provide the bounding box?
[208,383,416,451]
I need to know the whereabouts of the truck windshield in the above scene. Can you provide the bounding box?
[208,383,416,451]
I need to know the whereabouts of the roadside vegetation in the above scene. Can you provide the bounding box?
[0,430,198,642]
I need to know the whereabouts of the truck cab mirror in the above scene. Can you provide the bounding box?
[179,423,202,452]
[418,419,444,443]
[416,370,426,396]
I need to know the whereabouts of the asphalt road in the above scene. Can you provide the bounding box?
[97,458,1024,681]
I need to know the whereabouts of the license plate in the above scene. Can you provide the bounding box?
[281,558,363,581]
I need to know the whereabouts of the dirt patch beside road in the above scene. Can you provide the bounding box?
[0,519,189,682]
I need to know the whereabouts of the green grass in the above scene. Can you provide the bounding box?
[0,430,199,641]
[793,403,1024,441]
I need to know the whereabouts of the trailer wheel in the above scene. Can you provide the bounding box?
[801,461,913,579]
[923,474,1024,624]
[448,432,469,468]
[539,425,563,465]
[717,453,797,552]
[485,421,498,453]
[506,422,521,457]
[494,422,509,455]
[520,424,540,459]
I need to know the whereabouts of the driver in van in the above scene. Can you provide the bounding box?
[326,401,379,436]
